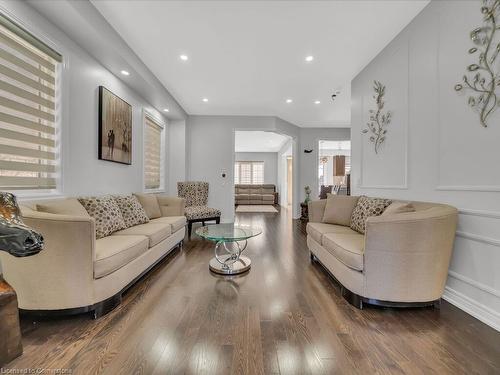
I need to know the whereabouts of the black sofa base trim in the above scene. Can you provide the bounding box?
[310,252,440,310]
[19,240,184,320]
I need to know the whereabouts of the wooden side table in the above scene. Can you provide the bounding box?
[0,276,23,366]
[300,202,309,221]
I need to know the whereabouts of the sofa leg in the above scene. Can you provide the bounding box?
[310,252,317,262]
[188,221,193,239]
[92,294,122,319]
[433,299,441,310]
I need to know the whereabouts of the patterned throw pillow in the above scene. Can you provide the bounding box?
[78,196,126,239]
[113,195,149,228]
[350,196,392,234]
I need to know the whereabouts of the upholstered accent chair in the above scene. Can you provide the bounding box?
[177,181,221,238]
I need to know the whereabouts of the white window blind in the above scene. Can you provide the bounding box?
[234,161,264,184]
[144,116,163,190]
[0,15,61,191]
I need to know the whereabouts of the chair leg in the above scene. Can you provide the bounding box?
[202,221,206,226]
[215,217,220,224]
[188,221,193,239]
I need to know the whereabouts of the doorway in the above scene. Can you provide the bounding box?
[318,140,351,196]
[286,156,293,206]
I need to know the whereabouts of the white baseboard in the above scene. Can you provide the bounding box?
[442,286,500,332]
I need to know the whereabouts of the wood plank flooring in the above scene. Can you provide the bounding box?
[3,208,500,374]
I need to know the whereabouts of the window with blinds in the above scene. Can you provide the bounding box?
[234,161,264,185]
[0,15,62,191]
[144,115,163,190]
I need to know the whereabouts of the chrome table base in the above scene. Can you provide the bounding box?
[209,240,251,275]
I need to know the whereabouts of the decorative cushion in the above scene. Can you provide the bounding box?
[133,193,161,219]
[350,196,392,234]
[37,198,90,217]
[382,201,415,216]
[112,195,149,228]
[78,196,127,239]
[322,195,360,226]
[184,206,221,220]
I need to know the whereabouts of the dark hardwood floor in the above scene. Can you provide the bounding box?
[3,208,500,374]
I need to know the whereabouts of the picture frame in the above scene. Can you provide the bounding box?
[98,86,132,165]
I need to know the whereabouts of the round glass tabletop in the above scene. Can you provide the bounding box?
[195,223,262,242]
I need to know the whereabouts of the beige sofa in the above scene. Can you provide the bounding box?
[235,184,276,205]
[0,194,186,318]
[307,198,458,308]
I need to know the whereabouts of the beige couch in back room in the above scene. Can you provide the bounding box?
[307,196,458,308]
[0,193,186,318]
[235,184,277,205]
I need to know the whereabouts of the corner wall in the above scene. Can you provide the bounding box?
[351,0,500,331]
[0,0,180,197]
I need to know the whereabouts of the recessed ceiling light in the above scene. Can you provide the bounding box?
[120,70,130,76]
[286,99,293,103]
[180,54,189,61]
[305,55,314,62]
[202,98,208,102]
[314,100,321,104]
[163,108,169,112]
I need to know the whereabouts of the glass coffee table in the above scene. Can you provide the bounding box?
[195,223,262,275]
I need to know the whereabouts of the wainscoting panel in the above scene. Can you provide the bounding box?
[352,1,500,332]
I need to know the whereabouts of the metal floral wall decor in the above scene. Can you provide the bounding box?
[362,80,392,154]
[454,0,499,127]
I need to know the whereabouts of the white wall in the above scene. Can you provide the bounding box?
[351,0,500,331]
[0,0,173,197]
[235,152,278,186]
[168,120,187,195]
[187,115,300,221]
[277,140,293,207]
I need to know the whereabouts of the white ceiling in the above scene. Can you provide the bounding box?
[92,0,429,128]
[235,131,290,153]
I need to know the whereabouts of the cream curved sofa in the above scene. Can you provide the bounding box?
[0,194,186,318]
[307,199,458,308]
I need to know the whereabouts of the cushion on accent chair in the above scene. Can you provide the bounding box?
[322,195,360,226]
[78,196,127,239]
[382,201,415,216]
[133,193,161,219]
[112,195,150,228]
[184,206,221,220]
[350,196,392,234]
[37,198,90,217]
